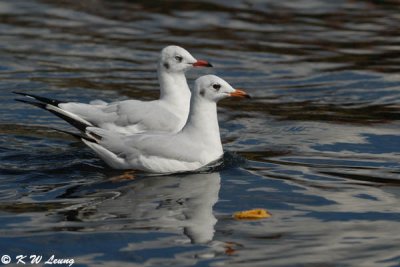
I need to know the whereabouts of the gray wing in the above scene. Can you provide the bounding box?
[60,99,181,133]
[89,127,202,163]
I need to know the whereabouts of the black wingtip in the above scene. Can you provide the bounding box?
[15,98,90,133]
[14,99,95,142]
[13,91,64,106]
[15,98,47,109]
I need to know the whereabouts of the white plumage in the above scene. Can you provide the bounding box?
[83,75,249,173]
[16,45,212,135]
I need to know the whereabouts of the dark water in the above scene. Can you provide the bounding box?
[1,0,400,266]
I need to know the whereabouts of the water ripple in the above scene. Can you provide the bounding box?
[1,0,400,266]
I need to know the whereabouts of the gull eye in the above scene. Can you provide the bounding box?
[175,55,183,62]
[212,84,221,91]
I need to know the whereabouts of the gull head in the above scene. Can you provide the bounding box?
[194,75,250,102]
[159,45,212,73]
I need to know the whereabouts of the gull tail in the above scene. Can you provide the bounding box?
[15,98,93,134]
[49,127,97,143]
[82,139,126,169]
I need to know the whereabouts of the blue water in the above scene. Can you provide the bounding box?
[1,0,400,266]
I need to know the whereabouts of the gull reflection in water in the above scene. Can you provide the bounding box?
[77,172,221,244]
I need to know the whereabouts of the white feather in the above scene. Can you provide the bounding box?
[82,75,242,173]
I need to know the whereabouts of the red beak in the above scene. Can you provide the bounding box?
[230,89,251,98]
[192,59,213,67]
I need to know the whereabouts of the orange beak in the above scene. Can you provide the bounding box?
[230,89,251,98]
[192,59,213,67]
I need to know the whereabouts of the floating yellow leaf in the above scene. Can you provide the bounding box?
[233,208,271,220]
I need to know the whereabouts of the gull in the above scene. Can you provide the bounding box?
[14,45,212,135]
[81,75,250,173]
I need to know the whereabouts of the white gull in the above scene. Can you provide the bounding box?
[82,75,250,173]
[14,45,212,135]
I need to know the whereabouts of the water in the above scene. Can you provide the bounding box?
[1,0,400,266]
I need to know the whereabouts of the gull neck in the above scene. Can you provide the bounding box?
[183,96,223,152]
[158,66,191,106]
